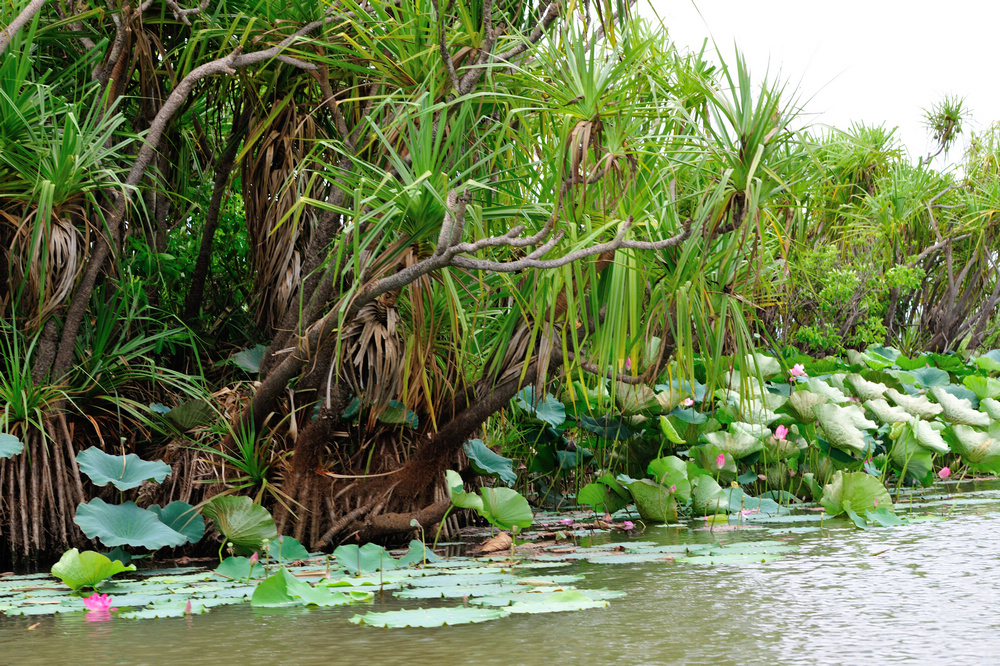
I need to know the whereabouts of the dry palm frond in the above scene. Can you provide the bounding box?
[341,292,405,417]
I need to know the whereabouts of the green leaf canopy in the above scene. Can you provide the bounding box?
[76,447,171,491]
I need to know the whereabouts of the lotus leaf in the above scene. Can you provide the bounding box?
[702,431,763,459]
[885,388,943,419]
[738,399,780,425]
[646,456,691,501]
[165,399,215,431]
[577,414,635,439]
[864,398,912,424]
[51,549,136,590]
[948,424,1000,469]
[464,438,516,486]
[974,350,1000,372]
[506,590,609,614]
[577,482,630,514]
[616,381,660,415]
[515,387,566,427]
[865,507,904,527]
[148,501,204,544]
[479,487,533,530]
[788,390,829,421]
[445,469,485,513]
[378,400,419,428]
[981,398,1000,420]
[963,375,1000,400]
[75,499,188,549]
[929,386,991,427]
[803,378,849,403]
[268,535,310,562]
[201,495,278,555]
[910,418,949,454]
[624,479,677,522]
[847,374,888,401]
[229,344,266,373]
[350,606,508,628]
[396,540,441,566]
[659,415,685,444]
[0,433,24,459]
[888,423,935,485]
[215,556,265,580]
[730,421,772,440]
[691,475,729,516]
[815,404,867,455]
[76,447,171,491]
[762,436,799,460]
[819,471,893,517]
[334,542,398,574]
[251,567,313,606]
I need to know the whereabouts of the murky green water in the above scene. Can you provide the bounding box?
[5,482,1000,665]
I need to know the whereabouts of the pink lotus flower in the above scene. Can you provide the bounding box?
[682,398,694,407]
[83,593,116,613]
[624,357,632,371]
[185,600,193,615]
[623,520,635,530]
[774,425,788,441]
[716,453,726,468]
[249,552,259,566]
[559,518,574,525]
[939,466,951,480]
[669,484,677,493]
[789,364,807,382]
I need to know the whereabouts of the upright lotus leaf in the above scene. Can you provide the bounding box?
[690,475,728,516]
[815,403,867,455]
[864,398,912,424]
[847,374,888,401]
[981,398,1000,420]
[910,366,951,388]
[378,400,419,428]
[948,424,1000,471]
[229,344,266,374]
[885,388,943,420]
[515,387,566,428]
[646,456,691,502]
[216,555,266,579]
[803,378,849,403]
[165,399,215,431]
[201,495,278,555]
[577,476,630,514]
[691,443,738,476]
[479,487,533,531]
[658,415,685,444]
[888,422,935,485]
[616,381,660,415]
[76,447,171,491]
[738,399,779,425]
[75,499,189,549]
[729,421,772,440]
[819,471,893,517]
[445,469,485,513]
[763,436,799,460]
[747,352,782,379]
[702,431,762,459]
[51,549,136,590]
[788,390,829,421]
[251,567,315,606]
[963,376,1000,400]
[0,433,24,459]
[625,479,678,522]
[334,543,398,574]
[841,404,878,431]
[463,439,516,487]
[268,535,310,562]
[973,350,1000,372]
[909,418,949,454]
[929,386,991,427]
[148,501,205,544]
[396,539,441,566]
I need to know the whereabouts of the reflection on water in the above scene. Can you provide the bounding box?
[4,482,1000,665]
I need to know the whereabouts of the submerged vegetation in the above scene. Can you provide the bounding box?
[0,0,999,633]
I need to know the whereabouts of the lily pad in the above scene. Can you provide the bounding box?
[50,549,136,590]
[268,536,310,562]
[350,606,508,628]
[201,495,278,556]
[75,499,189,550]
[333,542,398,574]
[505,590,609,614]
[76,447,171,491]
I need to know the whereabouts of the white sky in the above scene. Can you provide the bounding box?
[646,0,997,168]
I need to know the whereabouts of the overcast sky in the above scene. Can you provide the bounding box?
[646,1,996,168]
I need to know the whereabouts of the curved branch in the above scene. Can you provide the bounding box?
[0,0,46,57]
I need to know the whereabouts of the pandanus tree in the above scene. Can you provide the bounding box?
[0,0,808,560]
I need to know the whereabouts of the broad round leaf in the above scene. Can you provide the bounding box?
[702,431,762,459]
[930,386,991,427]
[646,456,691,502]
[148,501,205,544]
[819,471,892,517]
[626,479,678,522]
[76,447,171,491]
[201,495,277,555]
[0,433,24,459]
[74,499,188,549]
[350,606,508,628]
[51,548,136,590]
[464,439,516,486]
[478,487,533,530]
[885,388,943,420]
[333,543,398,574]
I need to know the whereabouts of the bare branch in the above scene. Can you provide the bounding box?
[432,0,461,92]
[495,1,560,63]
[0,0,47,57]
[163,0,210,25]
[572,355,646,385]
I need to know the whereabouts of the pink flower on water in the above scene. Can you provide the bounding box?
[249,552,259,566]
[185,600,193,615]
[559,518,574,525]
[623,521,635,530]
[682,398,694,407]
[939,467,952,480]
[774,425,788,441]
[83,593,116,613]
[789,364,807,382]
[716,453,726,468]
[740,509,759,517]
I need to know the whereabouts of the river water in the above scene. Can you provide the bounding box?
[3,481,999,665]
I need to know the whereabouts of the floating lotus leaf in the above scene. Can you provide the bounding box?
[948,424,1000,468]
[50,549,136,590]
[981,398,1000,420]
[702,431,763,459]
[625,479,678,522]
[75,499,188,549]
[885,388,943,419]
[464,438,516,487]
[646,455,691,502]
[76,447,171,491]
[250,567,362,607]
[802,378,849,403]
[929,386,991,427]
[730,421,772,440]
[864,398,912,424]
[820,470,892,517]
[350,606,508,628]
[200,495,277,555]
[148,501,204,544]
[0,433,24,459]
[847,374,888,401]
[788,390,829,421]
[815,404,867,455]
[334,542,398,574]
[505,590,609,614]
[118,602,209,620]
[963,375,1000,400]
